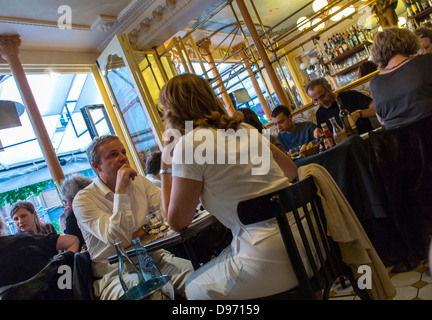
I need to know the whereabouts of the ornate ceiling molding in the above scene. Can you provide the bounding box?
[91,15,118,32]
[0,15,90,31]
[0,35,22,59]
[125,0,211,51]
[97,0,159,51]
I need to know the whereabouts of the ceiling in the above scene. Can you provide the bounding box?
[0,0,137,52]
[0,0,319,54]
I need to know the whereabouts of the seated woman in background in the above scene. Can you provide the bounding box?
[159,73,306,300]
[369,27,432,129]
[10,201,56,234]
[0,221,78,288]
[414,27,432,55]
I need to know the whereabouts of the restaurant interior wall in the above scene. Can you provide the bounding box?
[282,0,408,90]
[132,0,410,125]
[147,1,305,121]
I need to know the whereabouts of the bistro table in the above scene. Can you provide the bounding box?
[294,134,387,222]
[108,211,218,270]
[294,134,405,266]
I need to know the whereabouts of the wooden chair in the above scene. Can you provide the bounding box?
[237,176,370,300]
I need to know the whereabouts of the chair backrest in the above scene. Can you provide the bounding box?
[0,251,74,300]
[73,251,98,300]
[237,176,369,300]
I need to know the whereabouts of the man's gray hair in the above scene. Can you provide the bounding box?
[86,135,120,165]
[61,175,93,201]
[305,77,332,95]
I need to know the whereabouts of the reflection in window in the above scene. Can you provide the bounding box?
[105,54,159,158]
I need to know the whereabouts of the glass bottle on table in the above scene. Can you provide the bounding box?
[336,97,357,136]
[321,122,336,148]
[132,238,164,290]
[113,239,147,300]
[329,117,347,144]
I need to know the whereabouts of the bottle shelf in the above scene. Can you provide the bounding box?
[326,40,373,64]
[330,58,369,77]
[409,5,432,23]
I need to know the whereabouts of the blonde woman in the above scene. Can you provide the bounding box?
[10,201,56,234]
[159,73,306,300]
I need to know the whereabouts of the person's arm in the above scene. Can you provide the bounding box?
[163,175,202,232]
[270,143,298,181]
[56,234,79,253]
[160,137,202,232]
[73,186,137,247]
[351,101,376,123]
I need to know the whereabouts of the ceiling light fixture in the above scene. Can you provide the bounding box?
[297,16,311,31]
[312,0,328,12]
[0,100,25,130]
[312,18,326,31]
[398,16,406,27]
[329,6,345,21]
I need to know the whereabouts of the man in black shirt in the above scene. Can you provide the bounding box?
[306,78,375,134]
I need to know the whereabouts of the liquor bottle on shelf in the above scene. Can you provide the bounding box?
[416,0,424,12]
[350,29,360,46]
[346,32,355,48]
[406,0,414,17]
[412,0,419,15]
[329,116,347,144]
[336,97,357,136]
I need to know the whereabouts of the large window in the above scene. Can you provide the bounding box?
[0,72,107,234]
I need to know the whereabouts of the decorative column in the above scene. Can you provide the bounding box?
[196,37,236,116]
[0,35,65,190]
[235,0,293,111]
[232,42,272,120]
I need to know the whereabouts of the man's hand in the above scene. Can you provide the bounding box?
[351,110,362,123]
[115,164,138,194]
[313,127,323,139]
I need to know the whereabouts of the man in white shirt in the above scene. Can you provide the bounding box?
[73,135,193,300]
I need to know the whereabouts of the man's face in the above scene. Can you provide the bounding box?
[307,85,335,108]
[419,37,432,54]
[92,139,129,182]
[272,113,295,134]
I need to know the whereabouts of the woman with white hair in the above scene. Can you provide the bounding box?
[61,175,93,251]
